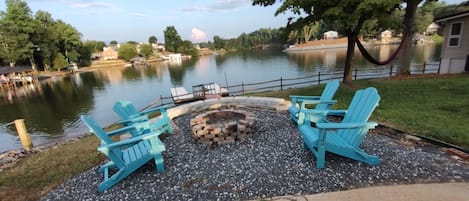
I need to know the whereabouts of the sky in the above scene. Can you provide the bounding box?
[0,0,466,43]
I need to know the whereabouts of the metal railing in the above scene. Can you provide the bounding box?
[146,62,441,109]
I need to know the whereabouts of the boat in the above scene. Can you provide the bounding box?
[170,82,229,104]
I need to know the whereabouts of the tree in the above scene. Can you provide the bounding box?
[110,40,118,46]
[148,35,157,44]
[0,0,35,67]
[31,10,58,70]
[177,40,198,57]
[253,0,400,85]
[55,20,82,62]
[303,22,319,43]
[53,52,67,71]
[83,40,106,53]
[164,26,182,52]
[118,43,138,61]
[213,35,225,50]
[139,44,153,58]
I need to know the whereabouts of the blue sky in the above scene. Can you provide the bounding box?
[0,0,465,43]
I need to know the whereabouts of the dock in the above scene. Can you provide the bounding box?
[170,83,229,104]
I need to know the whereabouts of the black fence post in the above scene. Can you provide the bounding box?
[280,76,283,91]
[390,64,393,77]
[438,58,441,74]
[318,72,321,84]
[354,69,358,80]
[422,62,426,74]
[160,95,163,105]
[242,82,245,95]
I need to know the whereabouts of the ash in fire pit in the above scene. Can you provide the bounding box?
[190,109,256,145]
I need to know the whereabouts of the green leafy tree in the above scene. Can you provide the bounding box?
[110,40,118,46]
[118,43,138,61]
[0,0,35,67]
[148,35,157,44]
[177,40,198,57]
[164,26,182,52]
[303,22,319,42]
[53,52,67,71]
[139,44,153,58]
[83,40,106,53]
[55,20,82,62]
[213,35,225,50]
[31,10,58,70]
[253,0,400,85]
[127,41,138,45]
[78,45,91,66]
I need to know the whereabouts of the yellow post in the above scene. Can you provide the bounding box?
[14,119,33,151]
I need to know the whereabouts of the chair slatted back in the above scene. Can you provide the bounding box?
[113,100,141,121]
[316,80,340,110]
[337,87,380,147]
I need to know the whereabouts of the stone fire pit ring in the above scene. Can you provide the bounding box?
[190,109,256,145]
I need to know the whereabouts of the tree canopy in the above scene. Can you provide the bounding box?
[118,43,138,61]
[0,0,91,70]
[253,0,400,85]
[164,26,183,52]
[148,35,157,44]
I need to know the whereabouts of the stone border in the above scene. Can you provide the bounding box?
[190,109,256,145]
[166,96,291,120]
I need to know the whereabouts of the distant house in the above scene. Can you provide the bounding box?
[426,22,440,35]
[102,47,118,60]
[380,30,392,44]
[152,43,165,52]
[323,31,338,40]
[435,10,469,73]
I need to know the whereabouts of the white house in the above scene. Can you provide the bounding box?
[323,31,338,40]
[435,11,469,73]
[380,30,393,44]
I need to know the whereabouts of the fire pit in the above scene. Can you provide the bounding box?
[190,109,256,145]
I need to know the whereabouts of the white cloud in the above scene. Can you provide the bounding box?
[59,0,117,10]
[129,12,147,18]
[191,28,207,42]
[183,0,250,13]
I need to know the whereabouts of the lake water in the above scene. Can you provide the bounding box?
[0,43,442,152]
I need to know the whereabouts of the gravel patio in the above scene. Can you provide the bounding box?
[42,107,469,201]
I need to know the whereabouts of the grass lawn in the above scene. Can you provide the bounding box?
[1,74,468,201]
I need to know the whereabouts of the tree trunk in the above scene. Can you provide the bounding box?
[398,0,421,75]
[343,33,356,85]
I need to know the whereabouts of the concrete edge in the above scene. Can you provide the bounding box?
[166,96,291,120]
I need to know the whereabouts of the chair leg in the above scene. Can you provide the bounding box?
[316,144,326,169]
[154,153,164,172]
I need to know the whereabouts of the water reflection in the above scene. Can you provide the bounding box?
[0,43,442,152]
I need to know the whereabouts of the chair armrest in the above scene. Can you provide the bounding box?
[139,105,168,116]
[100,131,163,149]
[300,100,336,108]
[289,95,321,100]
[106,125,140,137]
[316,122,378,129]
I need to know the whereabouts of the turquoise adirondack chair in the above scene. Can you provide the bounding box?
[81,115,166,192]
[298,87,381,168]
[288,80,340,125]
[113,100,173,136]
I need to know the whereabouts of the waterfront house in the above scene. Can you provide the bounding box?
[323,31,338,40]
[102,47,118,60]
[381,30,393,44]
[426,22,440,35]
[435,10,469,73]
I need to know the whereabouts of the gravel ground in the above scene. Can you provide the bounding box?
[42,108,469,201]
